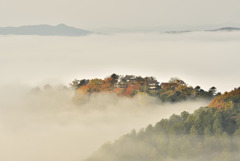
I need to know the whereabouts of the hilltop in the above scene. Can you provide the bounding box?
[71,74,218,103]
[0,24,93,36]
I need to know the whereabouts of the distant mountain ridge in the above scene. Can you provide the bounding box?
[0,24,93,36]
[1,24,240,35]
[165,27,240,34]
[208,27,240,31]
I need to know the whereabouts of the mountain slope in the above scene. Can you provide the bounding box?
[0,24,93,36]
[85,87,240,161]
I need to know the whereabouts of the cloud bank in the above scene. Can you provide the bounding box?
[0,31,240,92]
[0,85,210,161]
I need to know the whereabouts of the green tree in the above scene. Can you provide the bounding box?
[190,125,198,136]
[213,118,223,136]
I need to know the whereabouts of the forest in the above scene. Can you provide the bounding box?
[85,88,240,161]
[71,74,219,103]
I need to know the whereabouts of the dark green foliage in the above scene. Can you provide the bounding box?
[110,73,119,85]
[158,83,214,103]
[70,79,89,90]
[83,87,240,161]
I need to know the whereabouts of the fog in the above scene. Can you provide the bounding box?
[0,85,210,161]
[86,134,240,161]
[0,31,239,161]
[0,31,240,92]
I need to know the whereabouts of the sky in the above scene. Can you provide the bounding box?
[1,0,240,31]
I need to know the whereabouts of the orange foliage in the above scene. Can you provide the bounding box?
[76,77,115,95]
[208,88,240,110]
[76,76,144,97]
[113,88,123,96]
[123,83,141,97]
[160,83,178,90]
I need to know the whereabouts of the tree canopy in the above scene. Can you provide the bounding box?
[72,74,216,103]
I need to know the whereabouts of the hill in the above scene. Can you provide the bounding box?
[71,74,218,103]
[85,88,240,161]
[0,24,92,36]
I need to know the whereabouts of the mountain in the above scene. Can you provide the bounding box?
[208,27,240,32]
[0,24,93,36]
[85,87,240,161]
[165,27,240,34]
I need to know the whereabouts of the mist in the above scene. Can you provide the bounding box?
[0,31,239,161]
[0,85,210,161]
[86,134,240,161]
[1,31,240,92]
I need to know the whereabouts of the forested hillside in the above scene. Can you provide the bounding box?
[85,88,240,161]
[209,88,240,110]
[71,74,218,103]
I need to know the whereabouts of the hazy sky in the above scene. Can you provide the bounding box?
[1,0,240,31]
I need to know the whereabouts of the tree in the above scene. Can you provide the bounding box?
[110,73,119,85]
[204,127,212,136]
[190,125,198,136]
[169,77,186,86]
[70,79,89,90]
[181,111,189,121]
[70,79,80,90]
[209,86,217,96]
[79,79,89,87]
[195,86,201,91]
[213,118,223,136]
[111,73,119,80]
